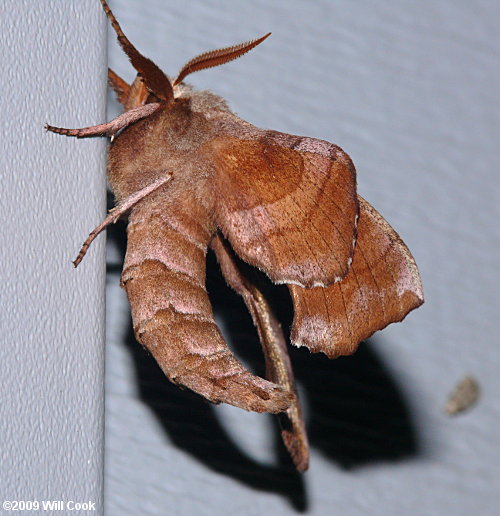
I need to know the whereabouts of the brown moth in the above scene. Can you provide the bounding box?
[46,0,423,471]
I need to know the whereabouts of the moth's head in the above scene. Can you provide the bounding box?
[102,0,269,115]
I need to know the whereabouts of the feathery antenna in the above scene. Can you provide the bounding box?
[174,33,271,86]
[99,0,173,102]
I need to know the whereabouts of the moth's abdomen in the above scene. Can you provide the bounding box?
[121,201,293,413]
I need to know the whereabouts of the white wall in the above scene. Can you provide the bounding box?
[105,1,499,514]
[0,1,106,512]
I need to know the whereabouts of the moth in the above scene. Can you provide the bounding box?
[47,0,423,471]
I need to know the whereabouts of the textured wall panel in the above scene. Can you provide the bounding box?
[104,1,499,515]
[0,1,106,512]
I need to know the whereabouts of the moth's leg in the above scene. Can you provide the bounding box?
[211,233,309,471]
[45,102,162,138]
[73,174,172,267]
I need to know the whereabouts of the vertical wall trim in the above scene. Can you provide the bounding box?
[0,1,106,512]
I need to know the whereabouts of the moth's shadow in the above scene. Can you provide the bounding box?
[107,212,420,512]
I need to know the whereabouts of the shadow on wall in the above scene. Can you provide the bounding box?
[107,206,420,513]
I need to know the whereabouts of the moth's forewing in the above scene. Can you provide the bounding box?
[208,126,359,288]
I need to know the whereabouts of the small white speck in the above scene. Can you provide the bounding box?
[276,278,302,286]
